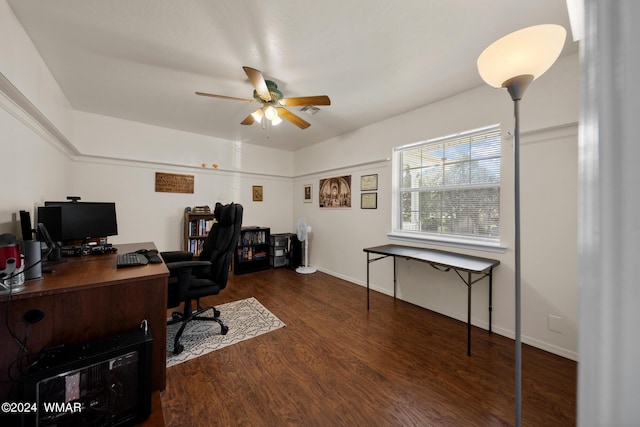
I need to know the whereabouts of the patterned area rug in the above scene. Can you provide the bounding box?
[166,297,285,367]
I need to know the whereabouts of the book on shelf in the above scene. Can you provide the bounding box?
[240,230,267,246]
[253,251,268,259]
[192,205,211,213]
[188,238,206,255]
[190,218,214,236]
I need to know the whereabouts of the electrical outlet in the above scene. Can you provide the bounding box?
[548,314,564,333]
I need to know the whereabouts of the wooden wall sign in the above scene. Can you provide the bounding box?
[155,172,194,194]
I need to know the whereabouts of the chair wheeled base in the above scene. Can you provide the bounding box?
[168,299,229,355]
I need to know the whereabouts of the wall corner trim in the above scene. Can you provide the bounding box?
[0,71,80,156]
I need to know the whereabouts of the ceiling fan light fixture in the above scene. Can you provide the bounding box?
[264,105,279,121]
[271,116,283,126]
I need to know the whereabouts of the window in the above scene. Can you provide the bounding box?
[392,125,501,245]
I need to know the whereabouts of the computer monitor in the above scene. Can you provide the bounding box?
[38,201,118,243]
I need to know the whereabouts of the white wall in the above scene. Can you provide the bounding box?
[293,54,580,359]
[68,157,293,252]
[0,106,71,235]
[520,124,578,354]
[0,0,74,144]
[70,111,294,251]
[0,0,74,234]
[72,111,293,178]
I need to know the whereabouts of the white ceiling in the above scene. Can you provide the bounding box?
[7,0,577,152]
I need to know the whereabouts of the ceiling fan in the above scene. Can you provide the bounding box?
[196,66,330,129]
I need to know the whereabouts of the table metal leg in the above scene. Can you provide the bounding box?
[366,252,370,310]
[467,271,472,356]
[489,268,493,333]
[393,257,397,299]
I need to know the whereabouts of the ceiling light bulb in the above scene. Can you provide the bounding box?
[264,105,278,121]
[271,116,282,126]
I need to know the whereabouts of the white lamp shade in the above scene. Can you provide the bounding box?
[264,105,279,121]
[271,116,283,126]
[477,24,566,88]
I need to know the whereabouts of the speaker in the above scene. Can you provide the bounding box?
[22,240,42,280]
[19,210,34,241]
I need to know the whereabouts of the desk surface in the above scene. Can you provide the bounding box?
[364,244,500,273]
[1,242,169,302]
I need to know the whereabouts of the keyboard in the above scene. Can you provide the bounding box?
[116,252,149,268]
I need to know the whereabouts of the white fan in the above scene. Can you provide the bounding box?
[296,218,316,274]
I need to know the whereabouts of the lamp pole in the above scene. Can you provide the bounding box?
[477,24,565,426]
[503,74,532,427]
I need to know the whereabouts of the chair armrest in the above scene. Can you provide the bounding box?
[165,260,213,299]
[165,260,212,271]
[161,251,194,263]
[166,261,212,282]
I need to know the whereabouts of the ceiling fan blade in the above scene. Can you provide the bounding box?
[241,114,256,125]
[195,92,255,102]
[243,66,272,101]
[279,95,331,106]
[278,108,311,129]
[241,108,264,125]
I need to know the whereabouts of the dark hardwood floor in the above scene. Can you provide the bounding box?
[161,268,576,426]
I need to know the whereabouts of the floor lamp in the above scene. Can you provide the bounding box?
[477,24,566,427]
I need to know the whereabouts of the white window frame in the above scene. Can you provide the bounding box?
[389,124,506,252]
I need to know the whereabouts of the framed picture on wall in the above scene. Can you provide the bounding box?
[303,184,312,203]
[319,175,352,208]
[252,185,263,201]
[360,174,378,191]
[361,193,377,209]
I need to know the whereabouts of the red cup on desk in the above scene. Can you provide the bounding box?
[1,234,26,294]
[0,234,22,272]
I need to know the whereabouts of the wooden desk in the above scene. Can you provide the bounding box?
[0,242,169,398]
[364,244,500,355]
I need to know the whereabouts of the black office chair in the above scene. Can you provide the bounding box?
[162,202,243,355]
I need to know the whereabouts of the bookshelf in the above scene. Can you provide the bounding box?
[234,227,270,275]
[184,211,215,256]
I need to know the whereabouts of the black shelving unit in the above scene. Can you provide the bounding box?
[270,233,294,268]
[184,211,215,256]
[234,226,270,275]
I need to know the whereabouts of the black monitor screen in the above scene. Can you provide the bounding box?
[39,201,118,242]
